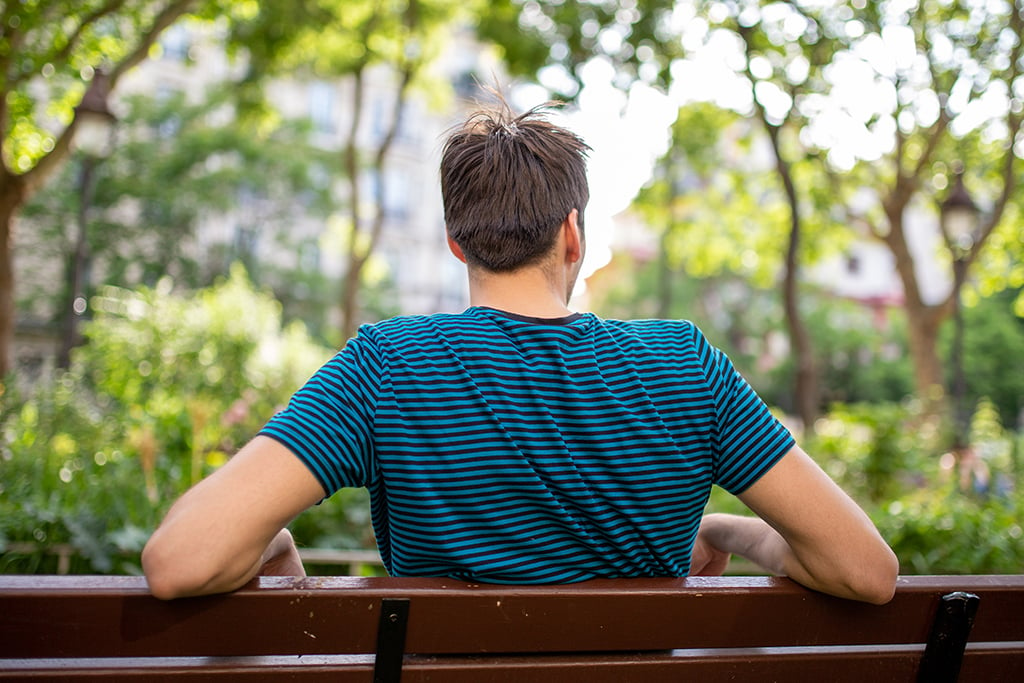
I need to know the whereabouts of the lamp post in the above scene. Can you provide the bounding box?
[939,168,980,456]
[57,70,116,369]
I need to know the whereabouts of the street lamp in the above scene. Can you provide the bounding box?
[73,70,117,157]
[939,168,980,456]
[57,70,117,368]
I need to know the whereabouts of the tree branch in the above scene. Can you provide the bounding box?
[20,0,196,199]
[968,0,1024,260]
[46,0,130,70]
[364,0,421,260]
[365,62,416,260]
[110,0,196,83]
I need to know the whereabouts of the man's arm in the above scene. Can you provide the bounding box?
[142,435,325,600]
[695,446,898,604]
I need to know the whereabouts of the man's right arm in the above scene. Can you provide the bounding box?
[697,445,898,604]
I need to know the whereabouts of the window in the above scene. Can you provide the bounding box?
[309,81,336,134]
[161,25,191,62]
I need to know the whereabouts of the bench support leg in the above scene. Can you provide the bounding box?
[373,598,410,683]
[917,590,980,683]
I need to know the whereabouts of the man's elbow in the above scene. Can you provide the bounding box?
[848,545,900,605]
[142,535,219,600]
[142,539,189,600]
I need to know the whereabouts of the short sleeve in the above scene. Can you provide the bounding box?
[693,327,795,494]
[259,329,384,497]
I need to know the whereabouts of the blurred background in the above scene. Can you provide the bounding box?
[1,0,1022,578]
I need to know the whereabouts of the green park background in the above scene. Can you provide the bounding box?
[2,1,1023,577]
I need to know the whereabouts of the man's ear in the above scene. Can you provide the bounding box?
[563,209,583,264]
[447,235,467,264]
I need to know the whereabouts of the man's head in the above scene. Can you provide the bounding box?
[440,102,591,273]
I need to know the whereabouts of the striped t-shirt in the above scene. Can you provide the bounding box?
[260,306,794,583]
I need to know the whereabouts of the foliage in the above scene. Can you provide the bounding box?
[1,0,198,174]
[1,374,152,575]
[0,1,241,377]
[944,287,1024,426]
[634,103,802,290]
[220,0,484,339]
[707,400,1023,574]
[806,400,1022,574]
[761,297,914,411]
[810,402,933,504]
[0,268,370,574]
[498,0,1024,405]
[477,0,679,98]
[694,0,1023,400]
[877,493,1023,575]
[18,88,335,328]
[590,252,916,411]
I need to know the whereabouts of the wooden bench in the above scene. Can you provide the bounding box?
[2,574,1022,681]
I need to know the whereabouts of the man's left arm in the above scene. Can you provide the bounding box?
[142,435,325,600]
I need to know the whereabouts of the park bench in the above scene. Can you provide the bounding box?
[1,574,1022,681]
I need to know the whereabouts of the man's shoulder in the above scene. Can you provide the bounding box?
[600,316,702,340]
[360,312,471,335]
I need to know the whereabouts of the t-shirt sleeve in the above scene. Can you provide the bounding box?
[259,330,383,497]
[692,326,795,494]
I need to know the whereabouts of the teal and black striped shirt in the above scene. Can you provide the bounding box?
[260,306,794,583]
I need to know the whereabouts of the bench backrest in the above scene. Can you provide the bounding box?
[2,574,1023,681]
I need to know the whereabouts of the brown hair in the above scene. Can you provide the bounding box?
[440,102,591,272]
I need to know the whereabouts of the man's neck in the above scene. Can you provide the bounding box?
[467,266,575,319]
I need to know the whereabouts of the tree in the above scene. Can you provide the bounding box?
[0,0,206,378]
[229,0,479,340]
[477,0,679,99]
[488,0,1024,412]
[694,0,1024,413]
[642,100,825,429]
[19,88,333,356]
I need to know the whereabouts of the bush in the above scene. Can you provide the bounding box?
[706,400,1023,575]
[0,266,372,574]
[808,401,935,504]
[877,492,1023,574]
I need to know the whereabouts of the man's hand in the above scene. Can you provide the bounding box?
[690,522,731,576]
[258,528,306,578]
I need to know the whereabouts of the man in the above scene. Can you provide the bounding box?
[143,103,898,604]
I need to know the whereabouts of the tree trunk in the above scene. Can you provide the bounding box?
[0,176,25,378]
[339,68,366,342]
[777,153,819,434]
[881,197,948,404]
[902,297,945,405]
[338,60,416,341]
[737,25,819,434]
[656,229,673,320]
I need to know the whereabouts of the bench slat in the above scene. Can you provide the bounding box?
[3,644,1022,682]
[3,574,1023,682]
[3,575,1024,659]
[6,573,1024,659]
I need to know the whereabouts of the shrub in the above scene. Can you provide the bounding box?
[0,266,366,574]
[877,491,1023,574]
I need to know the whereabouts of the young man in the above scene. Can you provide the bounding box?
[143,104,898,604]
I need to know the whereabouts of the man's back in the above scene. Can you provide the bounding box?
[142,102,896,604]
[260,307,794,582]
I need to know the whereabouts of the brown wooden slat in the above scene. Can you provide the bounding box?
[4,645,1021,683]
[3,575,1024,659]
[0,655,375,682]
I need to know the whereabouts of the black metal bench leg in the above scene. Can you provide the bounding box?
[374,598,410,683]
[917,591,980,683]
